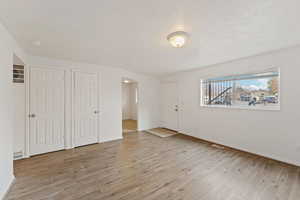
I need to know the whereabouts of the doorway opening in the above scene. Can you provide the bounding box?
[122,78,138,133]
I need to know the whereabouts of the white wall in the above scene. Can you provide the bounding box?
[161,46,300,166]
[122,83,131,120]
[12,84,25,154]
[122,83,138,120]
[12,54,26,155]
[0,22,26,199]
[130,83,138,121]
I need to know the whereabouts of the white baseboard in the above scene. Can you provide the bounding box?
[100,136,123,143]
[179,132,300,167]
[1,176,15,200]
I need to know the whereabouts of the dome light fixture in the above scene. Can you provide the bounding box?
[33,40,41,46]
[167,31,189,48]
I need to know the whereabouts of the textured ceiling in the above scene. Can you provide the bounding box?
[1,0,300,76]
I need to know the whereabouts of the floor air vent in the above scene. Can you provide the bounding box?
[13,151,23,160]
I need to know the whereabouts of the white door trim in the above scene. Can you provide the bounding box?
[24,65,30,158]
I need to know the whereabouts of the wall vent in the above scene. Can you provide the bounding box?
[13,65,24,83]
[13,151,23,160]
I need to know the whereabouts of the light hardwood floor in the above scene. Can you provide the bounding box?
[122,120,137,131]
[6,132,300,200]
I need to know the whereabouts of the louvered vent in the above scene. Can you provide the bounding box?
[13,151,23,160]
[13,65,24,83]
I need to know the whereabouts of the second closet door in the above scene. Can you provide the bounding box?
[73,71,99,147]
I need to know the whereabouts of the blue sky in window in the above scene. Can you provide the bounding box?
[237,78,270,91]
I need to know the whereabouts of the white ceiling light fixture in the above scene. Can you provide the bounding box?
[123,80,130,83]
[167,31,189,48]
[33,40,41,46]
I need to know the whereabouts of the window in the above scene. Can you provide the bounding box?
[201,69,280,110]
[13,65,24,83]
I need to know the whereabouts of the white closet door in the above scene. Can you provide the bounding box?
[73,71,99,147]
[29,68,65,156]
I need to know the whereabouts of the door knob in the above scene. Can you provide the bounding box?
[175,105,179,112]
[94,110,100,114]
[29,114,36,118]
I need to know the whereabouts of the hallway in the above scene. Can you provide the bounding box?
[122,120,137,132]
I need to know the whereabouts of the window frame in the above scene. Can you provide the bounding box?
[200,68,281,111]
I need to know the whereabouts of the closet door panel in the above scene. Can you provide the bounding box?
[29,68,65,155]
[73,71,98,147]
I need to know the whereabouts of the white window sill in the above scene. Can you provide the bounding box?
[200,104,280,111]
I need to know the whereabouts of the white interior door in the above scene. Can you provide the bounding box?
[29,68,65,156]
[73,71,99,147]
[162,82,179,131]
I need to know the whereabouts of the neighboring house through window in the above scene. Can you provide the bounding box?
[201,69,280,110]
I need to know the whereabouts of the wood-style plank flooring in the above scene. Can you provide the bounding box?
[122,120,137,131]
[6,132,300,200]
